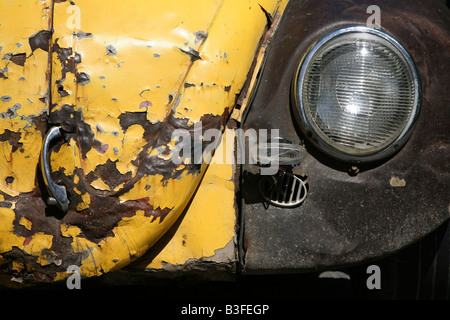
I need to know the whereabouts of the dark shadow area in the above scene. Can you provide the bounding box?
[242,169,308,209]
[0,269,355,301]
[1,219,449,311]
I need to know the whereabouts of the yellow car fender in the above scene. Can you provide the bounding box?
[0,0,286,282]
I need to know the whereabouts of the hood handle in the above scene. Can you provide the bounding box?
[40,126,69,212]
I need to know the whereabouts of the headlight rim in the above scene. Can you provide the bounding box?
[292,25,422,164]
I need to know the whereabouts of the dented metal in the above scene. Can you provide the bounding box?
[2,0,445,289]
[0,0,287,283]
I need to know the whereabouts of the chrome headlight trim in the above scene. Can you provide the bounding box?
[292,26,422,164]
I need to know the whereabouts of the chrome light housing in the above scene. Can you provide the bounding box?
[292,26,421,163]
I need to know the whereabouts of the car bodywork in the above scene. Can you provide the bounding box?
[0,0,448,290]
[0,0,287,283]
[241,0,450,273]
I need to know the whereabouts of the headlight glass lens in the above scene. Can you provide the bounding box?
[295,26,420,160]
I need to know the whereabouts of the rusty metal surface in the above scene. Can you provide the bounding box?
[241,0,450,273]
[0,0,284,283]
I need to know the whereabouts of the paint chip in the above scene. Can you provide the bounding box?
[76,72,90,86]
[390,176,406,187]
[106,44,117,56]
[19,217,32,231]
[194,30,208,44]
[140,101,152,109]
[179,47,202,62]
[28,30,52,52]
[9,53,26,66]
[74,30,93,39]
[5,176,15,184]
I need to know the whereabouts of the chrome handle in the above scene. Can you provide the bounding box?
[40,126,69,212]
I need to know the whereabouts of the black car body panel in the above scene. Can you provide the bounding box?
[241,0,450,273]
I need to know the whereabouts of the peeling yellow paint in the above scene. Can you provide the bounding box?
[36,250,58,267]
[60,224,82,238]
[119,172,198,211]
[11,261,24,273]
[173,0,280,124]
[23,233,53,257]
[0,130,45,196]
[76,192,90,211]
[61,0,287,278]
[50,0,225,182]
[90,177,110,191]
[0,208,25,253]
[137,128,237,269]
[73,187,82,195]
[19,217,32,231]
[0,0,51,197]
[50,140,78,177]
[1,0,289,281]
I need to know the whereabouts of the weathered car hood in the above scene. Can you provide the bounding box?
[0,0,283,282]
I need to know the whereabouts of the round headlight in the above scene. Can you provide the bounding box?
[293,26,421,163]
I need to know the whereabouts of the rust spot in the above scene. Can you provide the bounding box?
[73,31,93,39]
[194,30,208,44]
[390,176,406,187]
[86,159,132,190]
[48,104,77,132]
[136,197,150,205]
[28,30,52,53]
[76,72,90,86]
[53,41,75,76]
[0,129,22,152]
[0,103,21,119]
[118,111,157,138]
[48,104,105,158]
[184,82,195,88]
[0,95,11,102]
[113,109,228,197]
[29,111,49,137]
[1,96,231,282]
[106,44,117,56]
[9,53,26,66]
[79,123,104,156]
[22,237,32,246]
[57,84,69,97]
[139,101,152,109]
[224,85,231,92]
[5,176,14,184]
[179,47,202,62]
[0,68,7,79]
[53,40,89,87]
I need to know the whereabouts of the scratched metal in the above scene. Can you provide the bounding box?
[241,0,450,273]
